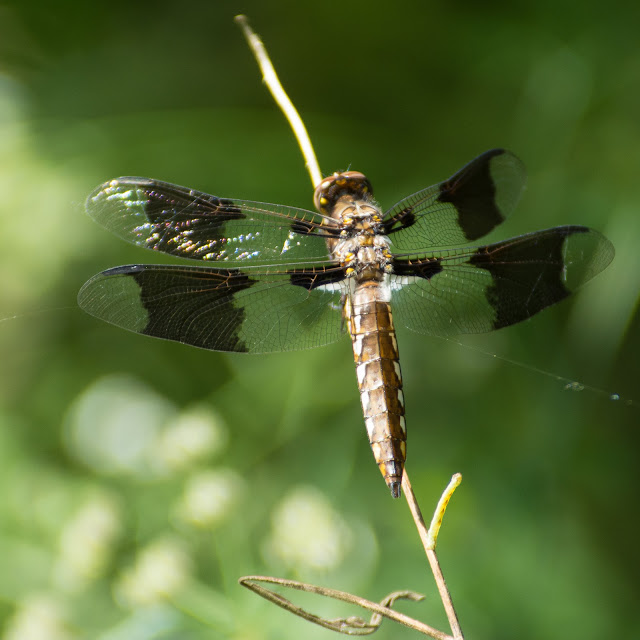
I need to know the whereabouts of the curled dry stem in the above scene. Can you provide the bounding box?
[239,472,463,638]
[239,576,448,638]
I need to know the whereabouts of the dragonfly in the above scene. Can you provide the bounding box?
[78,149,614,498]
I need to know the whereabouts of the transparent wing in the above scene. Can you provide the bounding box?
[78,263,348,354]
[390,226,614,336]
[86,177,337,267]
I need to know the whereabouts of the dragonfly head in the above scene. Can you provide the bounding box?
[313,171,374,215]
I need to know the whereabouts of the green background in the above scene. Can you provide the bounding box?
[0,1,638,638]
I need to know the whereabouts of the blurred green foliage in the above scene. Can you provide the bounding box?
[0,1,638,638]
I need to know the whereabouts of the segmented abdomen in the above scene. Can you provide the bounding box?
[348,280,406,498]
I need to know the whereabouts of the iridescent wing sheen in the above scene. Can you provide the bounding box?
[383,149,527,251]
[85,177,337,267]
[389,226,614,336]
[78,263,348,353]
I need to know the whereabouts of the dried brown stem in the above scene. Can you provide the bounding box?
[239,576,451,638]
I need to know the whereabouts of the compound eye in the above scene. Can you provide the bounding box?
[313,171,373,213]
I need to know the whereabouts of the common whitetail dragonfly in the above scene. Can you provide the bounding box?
[79,149,614,497]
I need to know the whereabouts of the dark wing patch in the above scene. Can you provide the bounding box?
[288,265,348,291]
[96,264,255,352]
[392,258,443,281]
[383,149,526,251]
[437,148,511,241]
[468,225,609,329]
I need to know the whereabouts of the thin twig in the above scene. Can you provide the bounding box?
[239,576,452,639]
[235,15,323,189]
[403,470,464,640]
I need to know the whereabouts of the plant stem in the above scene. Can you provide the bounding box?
[235,15,323,189]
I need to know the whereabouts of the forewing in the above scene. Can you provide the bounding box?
[390,226,614,336]
[77,263,348,353]
[86,177,335,266]
[383,149,527,251]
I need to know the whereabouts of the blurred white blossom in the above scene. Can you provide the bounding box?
[65,377,228,480]
[53,492,121,591]
[173,468,243,528]
[64,374,176,477]
[262,486,352,572]
[4,593,76,640]
[113,537,192,608]
[155,406,227,472]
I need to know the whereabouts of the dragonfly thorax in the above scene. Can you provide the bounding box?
[333,234,393,279]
